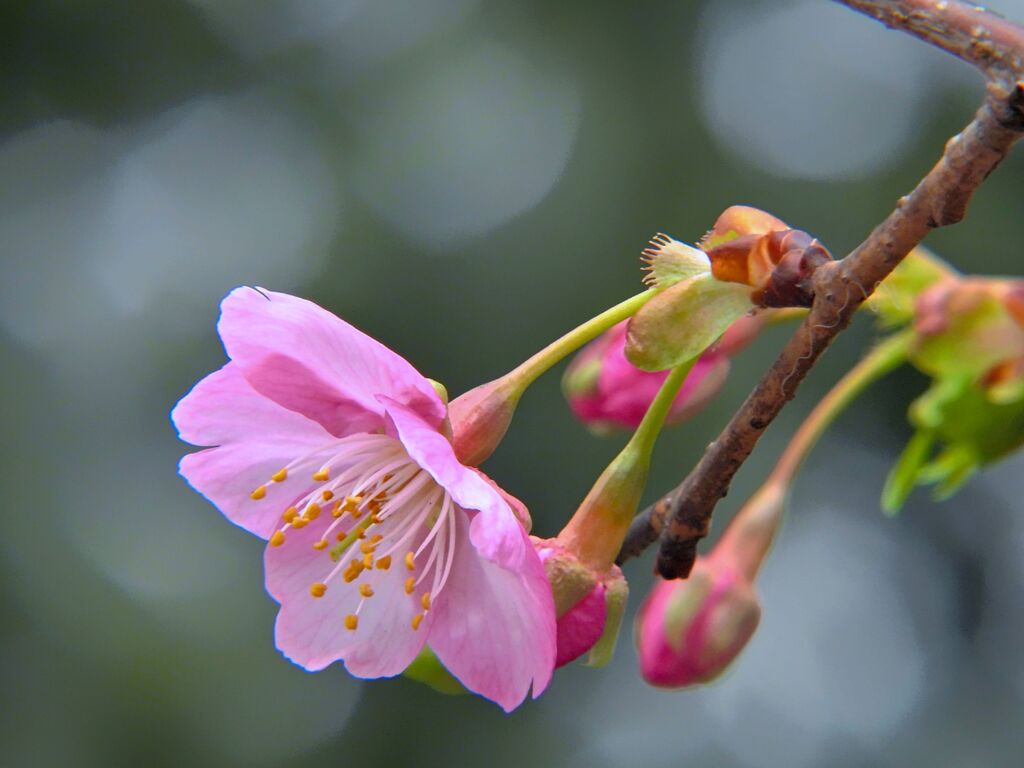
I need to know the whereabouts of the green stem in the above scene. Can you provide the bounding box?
[557,357,696,571]
[767,330,912,490]
[508,290,655,389]
[719,331,912,577]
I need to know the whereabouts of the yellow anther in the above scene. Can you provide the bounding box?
[362,553,374,569]
[370,534,383,543]
[411,614,424,631]
[350,507,363,520]
[421,592,431,611]
[404,577,415,594]
[330,502,343,518]
[359,583,374,598]
[282,507,298,523]
[292,517,309,529]
[343,567,360,583]
[270,531,286,547]
[375,555,392,571]
[345,495,362,507]
[271,468,288,483]
[312,539,328,551]
[405,552,416,571]
[310,582,327,598]
[250,485,267,501]
[304,502,321,520]
[336,531,347,541]
[351,558,365,574]
[357,530,367,539]
[359,541,376,555]
[313,468,329,482]
[321,490,334,501]
[344,614,358,631]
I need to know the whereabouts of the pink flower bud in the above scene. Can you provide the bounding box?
[565,321,733,436]
[635,557,761,688]
[533,538,629,668]
[562,320,731,432]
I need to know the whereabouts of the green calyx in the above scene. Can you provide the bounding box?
[625,274,753,371]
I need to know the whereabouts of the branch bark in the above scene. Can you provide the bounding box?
[617,0,1024,578]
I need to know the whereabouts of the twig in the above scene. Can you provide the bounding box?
[617,0,1024,578]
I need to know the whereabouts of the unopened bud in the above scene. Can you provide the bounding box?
[700,205,832,308]
[635,559,760,688]
[563,320,730,432]
[534,538,629,667]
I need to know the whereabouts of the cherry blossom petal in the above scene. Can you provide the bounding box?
[173,365,336,537]
[381,397,526,569]
[429,521,556,712]
[218,287,445,437]
[266,511,429,675]
[172,363,333,446]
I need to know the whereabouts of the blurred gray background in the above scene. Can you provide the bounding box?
[3,1,1024,766]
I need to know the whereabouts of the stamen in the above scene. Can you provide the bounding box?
[405,577,415,594]
[312,539,328,551]
[310,583,327,598]
[282,507,298,523]
[270,531,286,547]
[421,593,431,611]
[345,614,358,631]
[411,614,424,631]
[359,583,374,598]
[322,490,334,501]
[375,555,392,570]
[362,553,374,569]
[250,486,267,501]
[271,468,288,483]
[405,552,416,571]
[292,517,309,529]
[313,468,330,482]
[304,502,321,520]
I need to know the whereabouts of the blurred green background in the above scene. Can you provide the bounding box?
[3,1,1024,766]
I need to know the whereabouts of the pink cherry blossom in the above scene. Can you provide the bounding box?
[172,287,556,711]
[562,320,730,432]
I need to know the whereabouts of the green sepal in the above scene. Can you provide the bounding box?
[625,274,753,371]
[402,646,468,696]
[867,246,956,328]
[882,429,936,515]
[585,577,629,668]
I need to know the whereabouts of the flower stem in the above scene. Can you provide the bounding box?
[719,330,912,577]
[557,357,696,571]
[508,290,655,389]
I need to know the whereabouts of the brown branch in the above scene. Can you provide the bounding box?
[839,0,1024,87]
[617,0,1024,578]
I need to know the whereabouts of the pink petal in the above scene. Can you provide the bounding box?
[555,584,607,667]
[266,513,429,676]
[429,520,556,712]
[172,365,336,538]
[381,397,526,569]
[218,287,445,437]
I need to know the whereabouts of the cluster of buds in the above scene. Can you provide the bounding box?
[884,272,1024,509]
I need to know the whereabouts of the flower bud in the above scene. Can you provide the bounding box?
[562,320,730,432]
[700,205,832,308]
[635,558,760,688]
[533,538,629,667]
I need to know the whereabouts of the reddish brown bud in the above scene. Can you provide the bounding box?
[701,206,832,308]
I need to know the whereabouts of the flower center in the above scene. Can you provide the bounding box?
[250,433,458,633]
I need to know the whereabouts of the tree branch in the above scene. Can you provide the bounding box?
[617,0,1024,578]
